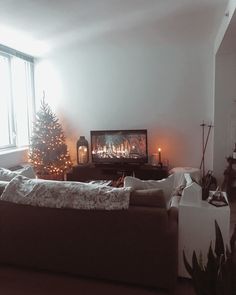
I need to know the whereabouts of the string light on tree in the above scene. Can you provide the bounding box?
[29,99,72,179]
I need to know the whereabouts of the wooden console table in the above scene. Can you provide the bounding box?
[67,164,168,182]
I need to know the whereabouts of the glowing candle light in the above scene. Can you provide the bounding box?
[158,148,162,164]
[78,146,88,164]
[76,136,89,165]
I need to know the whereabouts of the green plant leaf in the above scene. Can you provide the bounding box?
[182,220,236,295]
[191,251,209,295]
[199,251,204,271]
[219,258,234,295]
[226,245,231,260]
[230,224,236,254]
[192,251,201,272]
[205,243,218,294]
[215,220,225,258]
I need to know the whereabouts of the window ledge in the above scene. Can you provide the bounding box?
[0,147,28,156]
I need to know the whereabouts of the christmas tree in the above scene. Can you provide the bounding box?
[29,100,72,179]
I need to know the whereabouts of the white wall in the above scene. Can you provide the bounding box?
[214,53,236,183]
[35,38,215,169]
[213,0,236,183]
[215,0,236,54]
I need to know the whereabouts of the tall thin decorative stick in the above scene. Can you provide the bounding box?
[200,121,206,178]
[200,123,213,171]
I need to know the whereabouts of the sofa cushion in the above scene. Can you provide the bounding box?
[124,174,174,205]
[0,168,18,181]
[16,166,36,179]
[1,175,131,210]
[0,166,36,181]
[0,181,8,195]
[130,189,166,208]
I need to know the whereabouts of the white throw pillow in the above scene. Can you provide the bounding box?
[0,168,18,181]
[124,174,174,205]
[17,166,36,179]
[0,166,36,181]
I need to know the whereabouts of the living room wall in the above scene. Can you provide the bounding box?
[213,3,236,183]
[214,53,236,182]
[35,37,215,170]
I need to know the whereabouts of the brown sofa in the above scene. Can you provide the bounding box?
[0,198,178,293]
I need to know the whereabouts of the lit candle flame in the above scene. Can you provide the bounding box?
[158,147,162,164]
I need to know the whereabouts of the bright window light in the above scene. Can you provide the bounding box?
[0,47,35,150]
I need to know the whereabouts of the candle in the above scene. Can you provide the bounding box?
[158,148,162,164]
[79,146,88,164]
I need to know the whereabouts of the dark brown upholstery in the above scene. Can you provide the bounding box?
[0,199,178,291]
[0,266,162,295]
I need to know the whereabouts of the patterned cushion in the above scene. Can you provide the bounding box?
[16,166,36,179]
[0,166,36,181]
[0,168,18,181]
[1,175,131,210]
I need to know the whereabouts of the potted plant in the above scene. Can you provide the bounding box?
[183,220,236,295]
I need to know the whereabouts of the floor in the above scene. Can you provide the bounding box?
[0,266,195,295]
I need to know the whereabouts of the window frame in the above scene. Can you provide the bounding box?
[0,44,35,151]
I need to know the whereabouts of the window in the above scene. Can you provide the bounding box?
[0,45,35,150]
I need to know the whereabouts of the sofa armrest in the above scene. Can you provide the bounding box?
[164,202,178,290]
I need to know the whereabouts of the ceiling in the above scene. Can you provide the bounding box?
[0,0,228,57]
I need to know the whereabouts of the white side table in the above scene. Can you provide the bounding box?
[178,198,230,278]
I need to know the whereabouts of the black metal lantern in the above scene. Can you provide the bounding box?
[76,136,89,165]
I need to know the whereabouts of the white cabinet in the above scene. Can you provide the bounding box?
[178,199,230,278]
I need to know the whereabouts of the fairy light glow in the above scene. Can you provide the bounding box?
[28,100,72,177]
